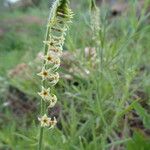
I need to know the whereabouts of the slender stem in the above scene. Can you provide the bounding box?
[38,127,44,150]
[38,11,51,150]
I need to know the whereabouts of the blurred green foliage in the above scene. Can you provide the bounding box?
[126,131,150,150]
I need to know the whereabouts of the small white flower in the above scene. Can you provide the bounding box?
[37,67,50,80]
[44,52,55,64]
[49,117,57,129]
[48,94,57,108]
[48,72,60,85]
[53,57,61,70]
[44,52,61,69]
[38,114,51,127]
[38,86,50,101]
[38,114,57,128]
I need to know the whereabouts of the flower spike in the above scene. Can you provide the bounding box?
[38,1,73,145]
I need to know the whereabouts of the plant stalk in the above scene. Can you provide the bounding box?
[38,11,51,150]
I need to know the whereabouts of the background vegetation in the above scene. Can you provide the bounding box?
[0,0,150,149]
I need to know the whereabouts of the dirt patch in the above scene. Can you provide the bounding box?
[1,15,44,27]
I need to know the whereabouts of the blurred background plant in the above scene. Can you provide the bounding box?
[0,0,150,150]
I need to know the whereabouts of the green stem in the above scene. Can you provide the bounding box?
[38,11,51,150]
[38,98,45,150]
[38,127,44,150]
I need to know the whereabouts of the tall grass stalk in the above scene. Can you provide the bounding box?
[90,0,107,127]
